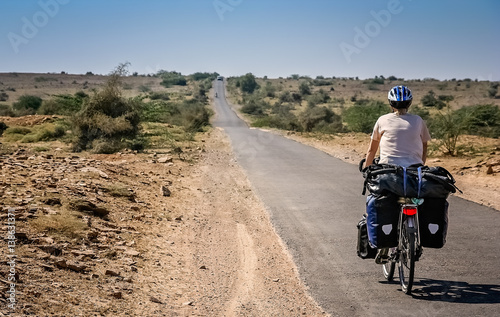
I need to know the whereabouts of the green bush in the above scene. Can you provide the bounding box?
[140,100,180,122]
[159,71,187,87]
[429,107,470,156]
[38,93,87,115]
[13,95,43,111]
[342,100,388,133]
[238,73,258,94]
[456,104,500,138]
[140,99,211,132]
[299,106,342,132]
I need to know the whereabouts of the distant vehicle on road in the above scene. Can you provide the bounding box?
[217,76,224,81]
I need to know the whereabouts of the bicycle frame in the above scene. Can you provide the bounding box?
[383,198,422,294]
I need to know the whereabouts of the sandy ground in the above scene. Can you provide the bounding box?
[0,122,326,316]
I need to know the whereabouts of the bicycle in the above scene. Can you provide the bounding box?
[360,159,458,295]
[382,196,422,295]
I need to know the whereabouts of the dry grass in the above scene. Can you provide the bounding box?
[30,208,89,240]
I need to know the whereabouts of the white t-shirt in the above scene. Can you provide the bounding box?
[371,112,431,167]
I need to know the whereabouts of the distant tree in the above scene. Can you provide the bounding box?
[239,73,258,94]
[13,95,43,111]
[299,81,311,95]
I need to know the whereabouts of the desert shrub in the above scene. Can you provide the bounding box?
[38,93,87,115]
[138,85,152,93]
[193,84,209,104]
[312,79,332,86]
[429,107,471,156]
[3,123,66,143]
[0,92,8,101]
[34,76,57,82]
[342,100,387,133]
[75,91,89,98]
[488,82,499,98]
[456,104,500,138]
[0,104,15,117]
[364,77,384,85]
[307,89,330,105]
[171,100,211,132]
[72,64,141,153]
[190,72,219,81]
[160,71,187,87]
[260,81,277,98]
[122,83,133,90]
[149,92,170,101]
[241,101,265,116]
[142,99,211,132]
[13,95,43,111]
[438,95,454,103]
[140,100,180,122]
[299,81,312,95]
[299,106,342,132]
[278,91,294,104]
[238,73,258,94]
[421,90,445,109]
[0,122,7,136]
[253,114,301,131]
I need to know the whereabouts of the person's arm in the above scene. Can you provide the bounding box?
[364,138,380,168]
[422,141,428,165]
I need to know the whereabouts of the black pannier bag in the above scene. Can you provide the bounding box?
[362,164,459,199]
[366,194,399,248]
[357,215,377,259]
[418,198,449,248]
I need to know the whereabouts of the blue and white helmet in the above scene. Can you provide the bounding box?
[388,85,413,109]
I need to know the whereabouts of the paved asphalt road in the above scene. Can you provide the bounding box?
[212,80,500,317]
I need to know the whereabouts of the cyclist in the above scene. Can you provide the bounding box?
[364,85,431,263]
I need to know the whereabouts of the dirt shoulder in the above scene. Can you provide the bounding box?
[0,125,325,316]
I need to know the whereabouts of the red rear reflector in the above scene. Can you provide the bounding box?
[403,206,417,216]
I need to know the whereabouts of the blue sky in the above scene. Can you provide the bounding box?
[1,0,499,80]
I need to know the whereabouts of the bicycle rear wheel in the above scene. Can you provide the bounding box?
[398,219,416,294]
[382,249,396,281]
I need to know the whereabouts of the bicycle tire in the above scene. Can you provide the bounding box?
[399,219,416,294]
[382,249,396,281]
